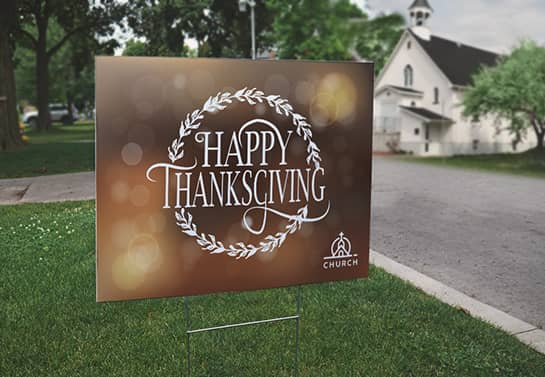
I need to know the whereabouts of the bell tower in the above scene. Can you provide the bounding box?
[409,0,433,40]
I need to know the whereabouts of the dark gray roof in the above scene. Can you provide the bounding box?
[409,0,432,9]
[409,29,500,86]
[400,106,453,122]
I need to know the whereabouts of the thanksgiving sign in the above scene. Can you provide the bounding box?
[96,57,373,302]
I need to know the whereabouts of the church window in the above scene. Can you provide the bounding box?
[434,87,439,104]
[416,11,423,26]
[404,65,414,87]
[407,41,411,49]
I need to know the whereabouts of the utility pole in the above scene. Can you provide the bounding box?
[239,0,256,59]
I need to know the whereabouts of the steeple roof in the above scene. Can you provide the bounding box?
[409,0,432,9]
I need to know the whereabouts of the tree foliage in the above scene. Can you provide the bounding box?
[267,0,363,61]
[464,41,545,150]
[15,0,126,130]
[122,40,149,57]
[200,0,273,58]
[266,0,404,68]
[127,0,272,58]
[354,12,405,73]
[127,0,199,56]
[15,19,114,113]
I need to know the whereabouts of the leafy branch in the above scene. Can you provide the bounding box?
[176,206,308,259]
[168,87,322,169]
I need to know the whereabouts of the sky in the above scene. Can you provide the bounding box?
[361,0,545,53]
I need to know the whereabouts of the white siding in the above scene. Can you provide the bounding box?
[444,90,537,154]
[374,30,539,156]
[376,32,453,120]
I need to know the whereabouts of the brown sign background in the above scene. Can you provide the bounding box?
[96,57,373,302]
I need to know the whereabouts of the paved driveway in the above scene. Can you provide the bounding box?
[372,157,545,329]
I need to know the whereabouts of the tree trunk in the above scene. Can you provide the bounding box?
[36,19,51,131]
[537,131,544,150]
[0,0,23,151]
[66,84,75,124]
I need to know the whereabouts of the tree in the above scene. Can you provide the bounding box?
[127,0,198,57]
[354,13,405,73]
[58,26,118,119]
[266,0,363,60]
[122,40,149,57]
[15,0,126,130]
[14,43,35,105]
[15,18,117,121]
[196,1,272,58]
[464,41,545,151]
[126,0,273,58]
[0,0,23,150]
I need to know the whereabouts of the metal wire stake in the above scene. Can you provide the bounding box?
[182,287,302,376]
[294,286,302,377]
[184,296,191,377]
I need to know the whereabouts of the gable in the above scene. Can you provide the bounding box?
[375,31,450,92]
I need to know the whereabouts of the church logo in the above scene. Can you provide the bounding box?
[323,232,359,269]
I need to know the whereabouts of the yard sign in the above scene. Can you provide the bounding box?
[95,57,373,302]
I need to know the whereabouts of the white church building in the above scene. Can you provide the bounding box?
[374,0,536,156]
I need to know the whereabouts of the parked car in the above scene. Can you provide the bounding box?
[23,103,79,128]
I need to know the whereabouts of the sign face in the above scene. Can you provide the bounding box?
[96,57,373,302]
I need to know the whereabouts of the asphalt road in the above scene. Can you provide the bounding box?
[371,157,545,329]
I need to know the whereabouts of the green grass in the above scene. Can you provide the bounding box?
[400,149,545,179]
[24,122,95,144]
[1,201,544,376]
[0,122,95,179]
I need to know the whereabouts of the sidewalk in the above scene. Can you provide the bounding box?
[0,171,543,355]
[0,172,94,205]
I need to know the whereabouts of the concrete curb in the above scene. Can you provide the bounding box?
[370,250,545,355]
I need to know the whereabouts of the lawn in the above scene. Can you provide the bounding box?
[400,149,545,179]
[0,122,95,179]
[24,122,96,144]
[1,201,544,376]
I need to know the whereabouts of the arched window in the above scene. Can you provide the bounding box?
[434,87,439,104]
[404,65,413,87]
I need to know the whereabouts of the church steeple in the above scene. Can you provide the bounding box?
[409,0,433,40]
